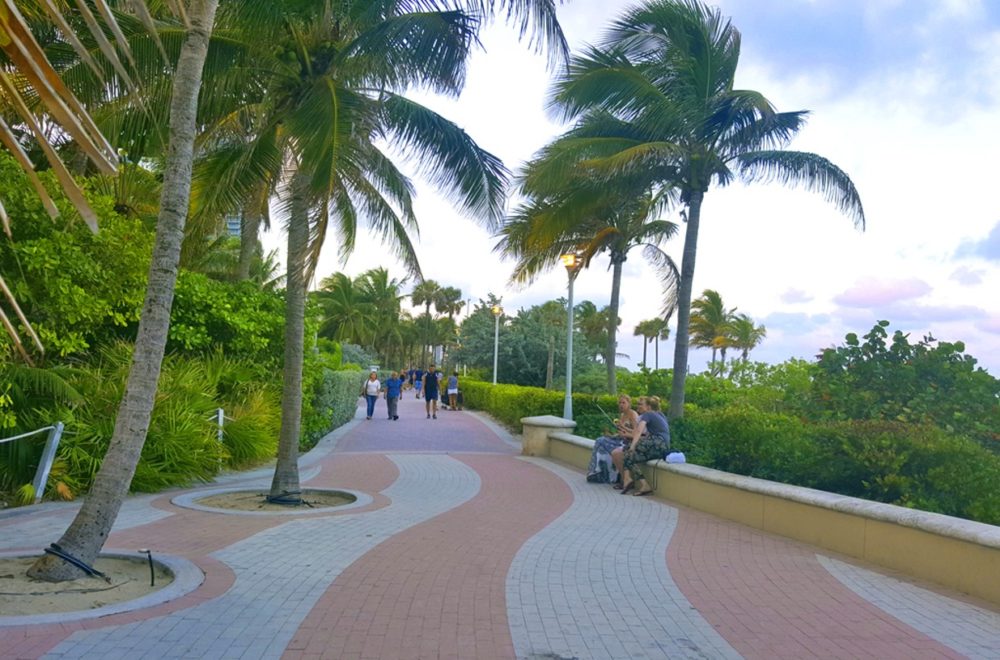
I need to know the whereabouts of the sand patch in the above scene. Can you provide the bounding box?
[195,489,355,511]
[0,555,173,616]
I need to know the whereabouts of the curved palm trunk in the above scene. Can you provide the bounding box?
[237,208,261,281]
[606,257,624,395]
[641,337,648,368]
[28,0,220,581]
[669,191,704,418]
[269,175,309,503]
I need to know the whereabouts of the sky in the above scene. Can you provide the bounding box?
[263,0,1000,376]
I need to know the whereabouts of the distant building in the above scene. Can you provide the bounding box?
[225,215,241,238]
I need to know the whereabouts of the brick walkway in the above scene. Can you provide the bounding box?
[2,397,998,659]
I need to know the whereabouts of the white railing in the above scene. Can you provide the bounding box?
[0,422,64,504]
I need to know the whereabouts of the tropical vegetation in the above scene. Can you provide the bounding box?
[524,0,865,416]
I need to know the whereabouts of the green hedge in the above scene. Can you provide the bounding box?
[461,379,1000,525]
[301,366,364,448]
[460,380,619,439]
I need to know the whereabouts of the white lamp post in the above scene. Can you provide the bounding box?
[491,304,503,385]
[560,252,582,419]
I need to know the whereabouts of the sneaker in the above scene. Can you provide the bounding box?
[427,414,431,419]
[432,414,437,419]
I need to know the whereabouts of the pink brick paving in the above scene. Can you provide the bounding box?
[333,398,516,455]
[666,507,964,659]
[282,454,573,660]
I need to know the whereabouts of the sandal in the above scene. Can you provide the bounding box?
[620,481,635,495]
[633,489,653,497]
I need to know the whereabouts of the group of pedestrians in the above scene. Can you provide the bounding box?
[586,394,671,497]
[361,365,461,421]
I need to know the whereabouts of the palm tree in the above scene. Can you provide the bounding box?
[575,300,611,362]
[633,318,659,367]
[652,317,671,370]
[729,312,767,362]
[689,289,734,376]
[412,280,443,365]
[357,268,407,360]
[185,0,565,504]
[28,0,222,581]
[316,273,375,345]
[537,0,865,415]
[496,184,679,395]
[538,300,567,388]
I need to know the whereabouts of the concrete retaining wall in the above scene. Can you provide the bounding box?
[522,415,1000,606]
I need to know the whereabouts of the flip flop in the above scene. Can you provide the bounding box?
[633,489,653,497]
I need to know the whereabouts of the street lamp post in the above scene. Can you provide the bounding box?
[560,253,582,419]
[491,304,503,385]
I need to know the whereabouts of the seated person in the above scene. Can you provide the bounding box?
[612,395,670,496]
[586,395,638,483]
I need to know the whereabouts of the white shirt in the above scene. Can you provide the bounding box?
[365,379,381,396]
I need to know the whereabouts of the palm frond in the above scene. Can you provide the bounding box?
[642,243,679,318]
[381,93,509,228]
[736,150,866,229]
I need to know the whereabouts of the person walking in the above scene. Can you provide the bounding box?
[385,370,402,420]
[446,371,459,411]
[423,364,440,419]
[362,369,381,420]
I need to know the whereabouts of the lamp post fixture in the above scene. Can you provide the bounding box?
[491,304,503,385]
[560,252,583,419]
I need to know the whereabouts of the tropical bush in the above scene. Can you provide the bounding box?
[302,362,364,448]
[0,153,152,357]
[811,321,1000,447]
[461,378,1000,525]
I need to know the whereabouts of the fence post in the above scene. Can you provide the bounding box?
[216,408,224,443]
[32,422,63,504]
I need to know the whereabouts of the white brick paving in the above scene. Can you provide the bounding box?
[507,458,739,660]
[818,554,1000,659]
[0,495,171,551]
[41,454,480,660]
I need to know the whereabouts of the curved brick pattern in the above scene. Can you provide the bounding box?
[508,459,739,660]
[40,454,480,660]
[667,509,964,659]
[283,454,572,660]
[334,397,517,455]
[0,555,236,658]
[818,555,1000,659]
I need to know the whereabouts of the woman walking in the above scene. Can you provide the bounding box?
[362,369,381,420]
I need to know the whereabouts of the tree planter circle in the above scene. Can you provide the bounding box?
[0,550,202,626]
[173,487,371,516]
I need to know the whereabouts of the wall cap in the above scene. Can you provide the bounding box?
[520,415,577,429]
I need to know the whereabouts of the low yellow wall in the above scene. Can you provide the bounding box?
[533,425,1000,607]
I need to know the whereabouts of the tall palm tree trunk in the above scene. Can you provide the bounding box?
[237,208,261,281]
[269,174,309,503]
[669,191,704,418]
[606,256,624,395]
[641,336,648,368]
[28,0,221,581]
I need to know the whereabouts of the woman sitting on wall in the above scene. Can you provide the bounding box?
[612,396,670,496]
[586,395,638,483]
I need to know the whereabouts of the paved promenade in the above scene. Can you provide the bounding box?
[2,397,999,659]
